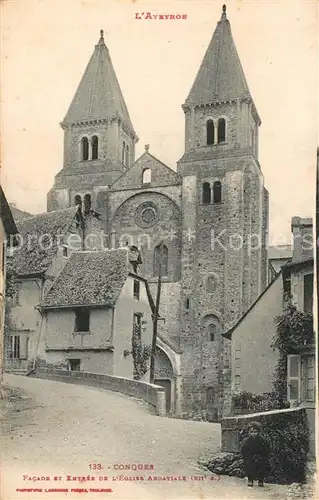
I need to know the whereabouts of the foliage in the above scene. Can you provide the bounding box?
[272,302,314,353]
[271,301,314,404]
[131,319,151,381]
[233,391,289,412]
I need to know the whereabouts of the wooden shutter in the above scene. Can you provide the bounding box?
[287,354,301,404]
[19,335,28,359]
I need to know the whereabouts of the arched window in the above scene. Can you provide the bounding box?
[92,136,98,160]
[81,137,89,161]
[202,182,211,204]
[125,145,130,167]
[206,120,215,145]
[208,323,217,341]
[122,141,126,164]
[206,386,215,403]
[206,275,217,294]
[83,193,91,213]
[203,314,221,342]
[213,181,222,203]
[142,168,151,184]
[153,244,168,277]
[218,118,226,143]
[74,195,82,208]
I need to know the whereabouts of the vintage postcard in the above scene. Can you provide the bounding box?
[0,0,317,499]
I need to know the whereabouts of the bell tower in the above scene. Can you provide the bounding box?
[47,30,138,213]
[177,5,269,416]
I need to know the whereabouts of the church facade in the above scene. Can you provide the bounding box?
[47,7,269,418]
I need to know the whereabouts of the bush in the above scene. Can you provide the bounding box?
[233,391,289,412]
[239,410,310,484]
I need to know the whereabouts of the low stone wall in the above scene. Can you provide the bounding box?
[221,407,308,453]
[30,367,166,416]
[215,407,310,484]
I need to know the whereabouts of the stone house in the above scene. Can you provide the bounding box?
[38,248,154,379]
[0,187,18,390]
[4,205,101,372]
[46,6,269,417]
[223,216,315,454]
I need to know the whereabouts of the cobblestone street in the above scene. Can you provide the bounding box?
[1,375,316,500]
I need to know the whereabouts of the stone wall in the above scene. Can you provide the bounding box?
[31,367,166,416]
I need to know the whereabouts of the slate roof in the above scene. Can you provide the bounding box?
[11,206,80,276]
[9,204,33,220]
[184,7,259,119]
[0,187,18,235]
[268,245,293,260]
[40,249,130,309]
[63,31,136,134]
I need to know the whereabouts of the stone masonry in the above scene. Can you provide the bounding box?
[46,7,268,418]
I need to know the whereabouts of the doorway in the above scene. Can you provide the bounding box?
[154,379,171,413]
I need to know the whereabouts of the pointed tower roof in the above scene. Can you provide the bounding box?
[184,5,256,110]
[63,30,135,131]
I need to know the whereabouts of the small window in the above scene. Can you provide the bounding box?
[213,181,222,203]
[208,323,216,341]
[206,275,217,294]
[234,375,241,389]
[8,335,20,358]
[74,195,82,208]
[92,135,98,160]
[185,297,190,310]
[206,120,215,145]
[62,245,68,258]
[83,193,92,214]
[122,141,126,164]
[202,182,211,204]
[81,137,89,160]
[69,359,81,372]
[153,244,168,277]
[218,118,226,143]
[133,279,140,300]
[142,168,151,184]
[74,308,90,332]
[206,386,215,404]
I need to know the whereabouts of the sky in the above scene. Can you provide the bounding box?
[1,0,318,244]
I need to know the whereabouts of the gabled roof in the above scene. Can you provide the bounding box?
[63,31,135,133]
[40,249,130,309]
[10,206,81,276]
[9,204,33,221]
[111,149,180,191]
[222,272,282,340]
[184,6,258,117]
[0,187,18,235]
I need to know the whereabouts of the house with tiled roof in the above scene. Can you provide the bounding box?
[38,248,153,379]
[223,215,315,455]
[4,205,102,372]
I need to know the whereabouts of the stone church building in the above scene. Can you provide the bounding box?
[47,6,269,418]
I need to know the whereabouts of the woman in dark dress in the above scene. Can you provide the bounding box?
[241,421,270,487]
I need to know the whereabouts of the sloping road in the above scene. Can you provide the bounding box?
[1,375,309,500]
